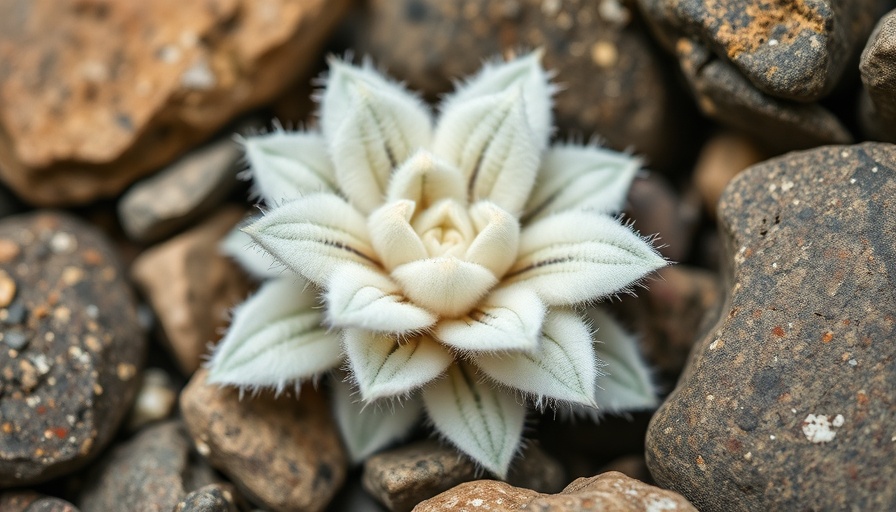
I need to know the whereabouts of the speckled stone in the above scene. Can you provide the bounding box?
[180,369,347,512]
[0,212,145,486]
[415,471,698,511]
[362,440,564,512]
[173,484,240,512]
[351,0,692,169]
[646,143,896,511]
[0,491,79,512]
[860,9,896,143]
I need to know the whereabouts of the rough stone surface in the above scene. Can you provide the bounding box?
[131,207,252,375]
[638,0,885,101]
[80,420,218,512]
[173,484,240,512]
[0,493,80,512]
[625,174,701,263]
[415,471,697,511]
[646,143,896,511]
[352,0,692,168]
[118,137,242,243]
[180,369,347,512]
[363,440,564,512]
[0,0,351,205]
[693,132,765,217]
[860,9,896,143]
[0,212,145,486]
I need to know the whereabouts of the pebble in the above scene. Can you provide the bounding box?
[646,143,896,510]
[0,0,352,205]
[131,207,252,374]
[173,484,240,512]
[692,133,765,217]
[362,440,565,512]
[415,471,697,511]
[860,9,896,143]
[0,491,79,512]
[0,212,145,486]
[125,367,178,431]
[180,369,347,512]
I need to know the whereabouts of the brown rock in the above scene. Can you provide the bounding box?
[625,174,701,263]
[363,440,564,512]
[80,420,219,512]
[646,143,896,510]
[173,484,240,512]
[0,0,351,205]
[0,212,145,486]
[180,369,347,512]
[131,207,252,375]
[692,132,765,217]
[860,9,896,143]
[415,471,697,511]
[351,0,692,169]
[118,137,242,243]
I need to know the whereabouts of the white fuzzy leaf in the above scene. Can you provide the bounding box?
[475,308,598,408]
[386,150,466,209]
[343,329,452,401]
[245,194,377,286]
[506,211,666,305]
[524,143,641,222]
[433,88,539,214]
[391,257,497,318]
[244,130,336,205]
[465,201,520,277]
[326,263,437,333]
[322,58,433,214]
[440,50,552,149]
[220,224,282,280]
[331,374,422,463]
[367,200,427,271]
[435,285,545,353]
[208,277,341,391]
[586,308,658,412]
[422,363,525,478]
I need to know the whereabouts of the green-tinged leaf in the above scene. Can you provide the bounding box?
[208,278,341,391]
[586,308,658,412]
[475,308,598,407]
[245,193,378,286]
[343,329,452,401]
[435,285,544,353]
[220,223,282,280]
[331,374,422,463]
[506,211,666,305]
[244,130,336,204]
[524,143,641,222]
[326,264,437,333]
[322,58,433,214]
[422,363,525,478]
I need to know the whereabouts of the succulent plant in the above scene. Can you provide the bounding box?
[210,51,666,477]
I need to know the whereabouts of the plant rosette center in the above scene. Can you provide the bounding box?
[211,50,667,478]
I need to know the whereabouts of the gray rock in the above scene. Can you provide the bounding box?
[0,491,79,512]
[860,10,896,143]
[80,420,220,512]
[362,440,564,512]
[118,137,242,243]
[173,484,240,512]
[646,143,896,511]
[0,212,145,486]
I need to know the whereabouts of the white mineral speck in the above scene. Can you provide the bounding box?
[470,498,484,507]
[802,413,844,443]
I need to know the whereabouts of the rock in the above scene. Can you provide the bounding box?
[173,484,240,512]
[131,207,252,375]
[118,137,242,243]
[625,174,700,263]
[351,0,692,168]
[80,420,218,512]
[125,367,178,431]
[596,455,651,484]
[180,369,347,512]
[692,132,765,217]
[860,10,896,143]
[0,0,352,206]
[0,492,80,512]
[362,440,564,512]
[0,212,145,486]
[637,0,885,101]
[416,471,697,511]
[610,265,722,381]
[646,143,896,511]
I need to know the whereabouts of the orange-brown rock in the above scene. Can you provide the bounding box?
[0,0,350,205]
[693,133,765,217]
[414,471,697,511]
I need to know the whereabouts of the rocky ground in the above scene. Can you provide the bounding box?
[0,0,894,511]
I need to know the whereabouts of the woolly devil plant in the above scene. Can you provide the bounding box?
[210,50,667,477]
